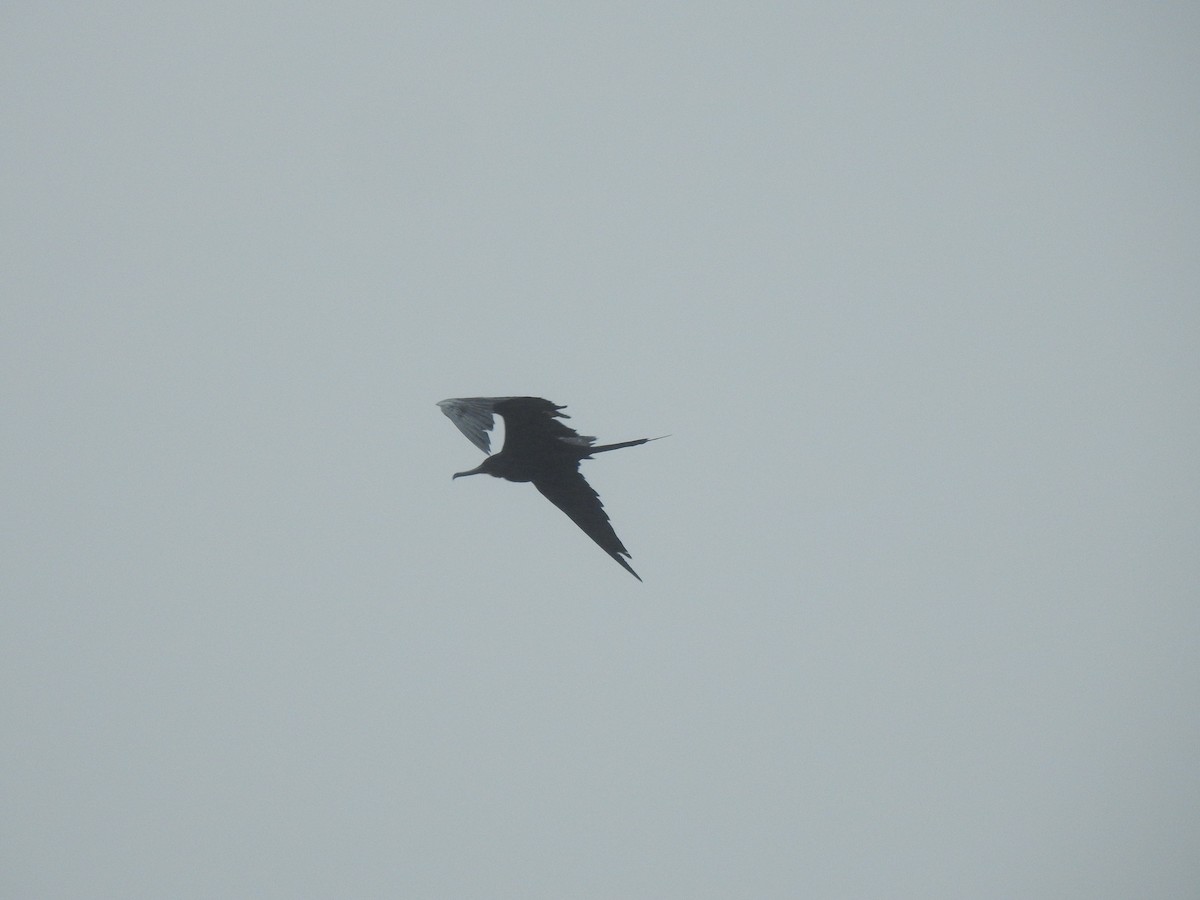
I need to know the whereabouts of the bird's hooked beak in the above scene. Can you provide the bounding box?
[451,462,488,479]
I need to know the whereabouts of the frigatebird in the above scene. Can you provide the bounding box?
[437,397,657,580]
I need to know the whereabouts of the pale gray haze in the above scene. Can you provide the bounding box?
[3,3,1197,898]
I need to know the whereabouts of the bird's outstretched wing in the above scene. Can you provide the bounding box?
[437,397,516,453]
[492,397,596,456]
[533,469,641,581]
[438,396,593,455]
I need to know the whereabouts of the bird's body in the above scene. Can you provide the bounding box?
[437,397,656,580]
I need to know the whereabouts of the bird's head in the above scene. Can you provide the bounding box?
[452,456,498,479]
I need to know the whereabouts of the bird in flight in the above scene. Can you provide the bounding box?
[438,396,658,580]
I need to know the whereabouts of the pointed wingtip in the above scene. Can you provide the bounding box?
[616,554,642,582]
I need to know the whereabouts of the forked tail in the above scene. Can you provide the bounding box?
[588,435,669,455]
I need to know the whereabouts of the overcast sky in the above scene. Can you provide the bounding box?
[3,3,1198,898]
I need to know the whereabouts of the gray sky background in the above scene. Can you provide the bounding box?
[3,3,1198,898]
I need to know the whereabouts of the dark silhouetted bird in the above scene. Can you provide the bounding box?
[438,396,657,580]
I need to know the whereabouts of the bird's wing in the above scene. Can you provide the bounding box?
[439,396,594,456]
[534,469,641,581]
[437,397,517,453]
[492,397,595,456]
